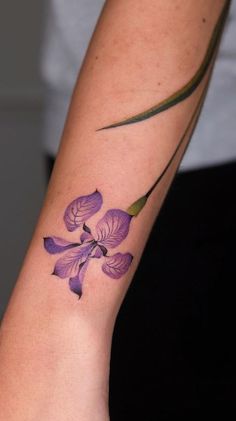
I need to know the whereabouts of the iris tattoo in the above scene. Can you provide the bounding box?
[43,1,230,299]
[44,191,133,298]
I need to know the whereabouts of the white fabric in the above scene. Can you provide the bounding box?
[41,0,236,170]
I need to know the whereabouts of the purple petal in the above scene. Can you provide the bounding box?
[53,243,93,279]
[64,190,103,232]
[43,236,79,254]
[91,246,104,259]
[80,231,94,243]
[102,253,133,279]
[69,260,89,298]
[95,209,132,248]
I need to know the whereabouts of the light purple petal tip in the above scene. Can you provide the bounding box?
[95,209,132,249]
[102,252,133,279]
[64,190,103,232]
[69,260,89,297]
[53,243,92,279]
[44,236,79,254]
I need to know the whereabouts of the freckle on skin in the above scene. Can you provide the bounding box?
[202,17,206,23]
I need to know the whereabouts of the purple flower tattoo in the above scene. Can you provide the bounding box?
[44,190,133,298]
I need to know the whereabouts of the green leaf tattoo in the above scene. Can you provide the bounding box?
[127,84,208,217]
[98,0,230,131]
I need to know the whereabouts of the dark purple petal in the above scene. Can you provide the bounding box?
[91,246,103,259]
[69,260,89,298]
[53,243,93,279]
[64,190,103,232]
[95,209,132,249]
[102,252,133,279]
[43,236,79,254]
[98,244,108,256]
[83,223,91,234]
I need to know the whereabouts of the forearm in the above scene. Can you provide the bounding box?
[0,0,228,419]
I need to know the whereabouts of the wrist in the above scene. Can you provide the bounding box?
[0,310,111,421]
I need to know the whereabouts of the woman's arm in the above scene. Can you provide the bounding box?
[0,1,228,420]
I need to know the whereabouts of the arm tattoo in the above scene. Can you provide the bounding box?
[43,1,230,299]
[97,0,230,131]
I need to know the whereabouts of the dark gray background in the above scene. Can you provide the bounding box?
[0,1,46,317]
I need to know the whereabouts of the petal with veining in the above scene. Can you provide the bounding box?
[96,209,132,249]
[64,190,102,232]
[43,236,79,254]
[53,243,93,279]
[102,252,133,279]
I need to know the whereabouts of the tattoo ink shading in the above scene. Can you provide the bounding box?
[97,0,230,130]
[44,191,133,298]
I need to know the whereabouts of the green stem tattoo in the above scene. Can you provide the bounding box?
[126,82,208,217]
[98,0,230,131]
